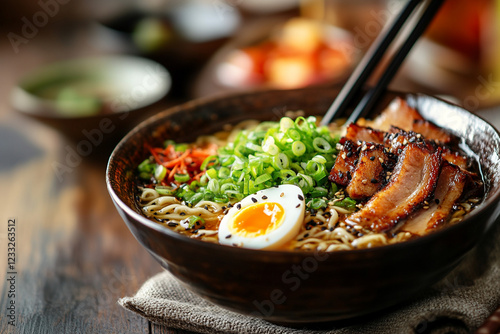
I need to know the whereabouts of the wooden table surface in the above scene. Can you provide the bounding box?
[1,23,500,334]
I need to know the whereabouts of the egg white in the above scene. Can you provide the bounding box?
[218,184,305,250]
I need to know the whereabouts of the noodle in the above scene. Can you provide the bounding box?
[138,185,476,251]
[136,115,480,252]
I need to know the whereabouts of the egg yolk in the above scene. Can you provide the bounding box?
[230,202,285,237]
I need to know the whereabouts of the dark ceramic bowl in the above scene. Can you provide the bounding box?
[106,87,500,323]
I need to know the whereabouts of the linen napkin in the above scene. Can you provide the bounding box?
[119,219,500,334]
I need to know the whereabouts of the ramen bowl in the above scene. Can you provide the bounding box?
[106,87,500,323]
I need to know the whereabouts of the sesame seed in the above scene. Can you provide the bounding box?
[296,203,301,208]
[370,156,375,161]
[262,195,268,200]
[298,194,304,201]
[361,179,367,184]
[346,151,353,157]
[403,139,408,145]
[280,192,285,197]
[342,153,347,159]
[180,212,186,216]
[371,178,378,183]
[435,198,440,204]
[251,197,257,203]
[167,221,178,227]
[379,157,384,163]
[236,204,242,210]
[423,206,430,210]
[225,234,232,239]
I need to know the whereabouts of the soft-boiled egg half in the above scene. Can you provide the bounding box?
[218,184,305,250]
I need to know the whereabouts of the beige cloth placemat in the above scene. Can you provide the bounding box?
[119,220,500,334]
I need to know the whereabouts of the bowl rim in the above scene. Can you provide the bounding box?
[11,55,171,120]
[106,88,500,258]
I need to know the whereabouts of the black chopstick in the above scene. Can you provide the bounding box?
[320,0,444,126]
[320,0,422,126]
[345,0,445,125]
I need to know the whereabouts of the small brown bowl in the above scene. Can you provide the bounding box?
[106,87,500,323]
[11,56,171,148]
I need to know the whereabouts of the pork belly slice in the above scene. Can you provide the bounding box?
[329,139,359,186]
[385,127,466,168]
[412,119,453,144]
[397,163,467,236]
[442,149,469,170]
[366,97,424,132]
[346,144,395,200]
[384,127,427,155]
[366,97,454,144]
[345,123,385,145]
[345,143,442,232]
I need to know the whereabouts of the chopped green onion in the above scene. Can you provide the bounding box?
[155,185,178,196]
[218,167,231,179]
[292,141,306,156]
[187,215,205,229]
[310,186,329,198]
[207,179,220,193]
[154,165,167,181]
[175,143,188,152]
[274,153,290,169]
[141,114,343,206]
[246,142,263,152]
[313,137,334,153]
[200,155,219,170]
[308,198,327,210]
[279,117,294,132]
[206,168,218,179]
[312,155,327,164]
[186,192,204,205]
[262,136,279,155]
[336,197,357,211]
[174,173,190,183]
[287,128,301,141]
[255,174,272,185]
[138,159,154,173]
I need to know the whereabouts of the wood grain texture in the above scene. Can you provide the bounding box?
[0,120,161,333]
